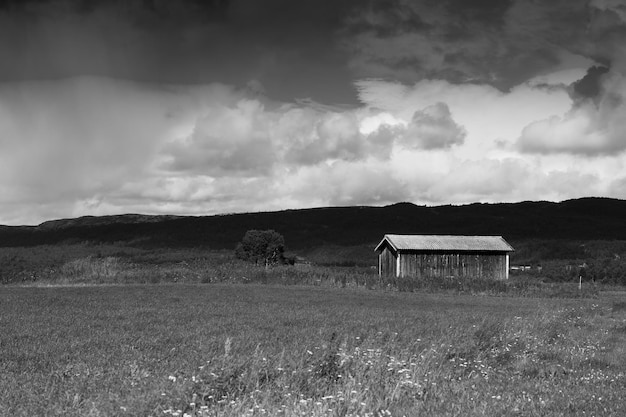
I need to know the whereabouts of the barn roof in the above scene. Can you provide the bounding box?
[374,234,514,253]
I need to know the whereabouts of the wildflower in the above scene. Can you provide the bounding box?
[224,337,232,357]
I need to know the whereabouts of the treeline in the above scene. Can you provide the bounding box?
[539,258,626,285]
[2,198,626,250]
[511,239,626,264]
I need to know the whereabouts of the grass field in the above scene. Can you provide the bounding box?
[1,284,625,416]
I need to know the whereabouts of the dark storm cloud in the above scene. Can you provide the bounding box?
[587,1,626,71]
[0,0,359,103]
[341,0,513,88]
[451,0,514,19]
[342,0,597,91]
[571,65,610,100]
[0,0,614,99]
[0,0,230,18]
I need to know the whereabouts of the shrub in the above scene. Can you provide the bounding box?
[234,230,286,267]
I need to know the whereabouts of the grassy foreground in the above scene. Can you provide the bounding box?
[1,284,625,416]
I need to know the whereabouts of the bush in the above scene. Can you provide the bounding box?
[234,230,286,267]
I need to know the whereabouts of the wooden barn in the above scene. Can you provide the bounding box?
[375,235,514,280]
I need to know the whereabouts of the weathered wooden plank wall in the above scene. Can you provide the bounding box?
[379,246,396,277]
[396,252,507,280]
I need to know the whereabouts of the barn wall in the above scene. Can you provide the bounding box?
[397,251,508,280]
[378,245,397,277]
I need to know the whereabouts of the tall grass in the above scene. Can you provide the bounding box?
[160,301,625,416]
[1,244,603,298]
[16,255,599,297]
[2,285,621,416]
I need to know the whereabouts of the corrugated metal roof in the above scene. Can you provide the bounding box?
[375,234,514,252]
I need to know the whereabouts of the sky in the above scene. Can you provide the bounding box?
[1,0,626,225]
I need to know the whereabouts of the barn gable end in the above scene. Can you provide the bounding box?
[374,234,514,280]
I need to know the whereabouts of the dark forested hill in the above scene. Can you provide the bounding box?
[1,197,625,250]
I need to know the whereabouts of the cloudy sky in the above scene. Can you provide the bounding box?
[1,0,626,225]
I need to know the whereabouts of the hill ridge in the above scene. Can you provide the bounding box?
[1,197,625,249]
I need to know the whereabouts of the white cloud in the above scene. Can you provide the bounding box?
[0,77,183,212]
[0,76,404,224]
[526,67,590,87]
[355,77,573,157]
[161,99,276,176]
[420,159,529,203]
[401,102,466,149]
[1,70,625,225]
[0,77,243,223]
[277,108,365,165]
[518,71,626,155]
[288,161,409,207]
[609,176,626,199]
[354,75,624,205]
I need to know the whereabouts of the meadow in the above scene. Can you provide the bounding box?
[0,243,604,299]
[1,283,625,416]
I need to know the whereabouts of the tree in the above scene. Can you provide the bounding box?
[235,229,286,267]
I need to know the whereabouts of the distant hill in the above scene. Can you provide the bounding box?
[1,197,625,250]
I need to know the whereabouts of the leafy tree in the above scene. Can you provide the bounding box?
[235,229,286,267]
